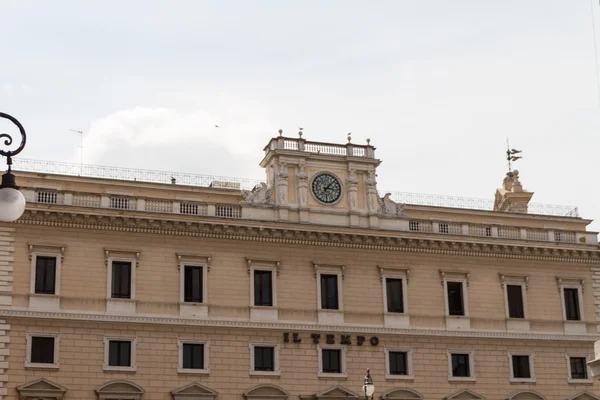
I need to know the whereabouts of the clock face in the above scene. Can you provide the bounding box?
[311,173,342,204]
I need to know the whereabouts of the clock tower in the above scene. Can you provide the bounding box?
[242,130,406,230]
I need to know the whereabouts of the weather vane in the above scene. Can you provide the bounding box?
[506,139,522,172]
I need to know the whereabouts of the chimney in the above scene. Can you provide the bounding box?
[493,170,533,213]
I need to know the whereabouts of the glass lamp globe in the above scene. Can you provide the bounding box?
[0,186,26,222]
[363,384,375,398]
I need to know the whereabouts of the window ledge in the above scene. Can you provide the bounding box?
[103,365,137,372]
[318,310,344,325]
[250,370,281,377]
[24,363,59,370]
[28,294,60,311]
[509,378,536,383]
[446,316,471,330]
[567,378,593,384]
[106,299,136,314]
[318,372,348,379]
[385,374,414,380]
[177,368,210,375]
[448,376,476,382]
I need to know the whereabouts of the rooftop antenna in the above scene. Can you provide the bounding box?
[69,129,83,175]
[506,138,522,172]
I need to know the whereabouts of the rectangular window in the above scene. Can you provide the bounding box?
[570,357,588,380]
[254,270,273,306]
[386,278,404,313]
[184,266,203,303]
[111,261,131,299]
[253,346,274,371]
[451,353,470,377]
[108,340,131,367]
[322,349,341,373]
[30,336,55,364]
[388,351,408,375]
[320,274,339,310]
[182,343,204,370]
[507,284,525,319]
[447,281,465,316]
[564,288,581,321]
[512,355,531,379]
[35,256,56,295]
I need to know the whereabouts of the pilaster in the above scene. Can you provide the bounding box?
[0,226,14,399]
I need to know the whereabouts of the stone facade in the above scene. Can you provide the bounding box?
[1,134,599,400]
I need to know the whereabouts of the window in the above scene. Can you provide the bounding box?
[184,266,204,303]
[26,333,59,368]
[509,353,535,382]
[318,345,347,377]
[385,348,413,379]
[104,337,136,371]
[111,261,132,299]
[386,278,404,313]
[178,340,209,374]
[567,355,591,382]
[447,350,475,381]
[254,270,273,306]
[320,274,339,310]
[35,256,56,295]
[249,343,280,375]
[507,284,525,319]
[446,281,465,316]
[563,288,581,321]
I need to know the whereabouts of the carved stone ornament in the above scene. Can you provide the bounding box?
[297,164,309,207]
[241,182,274,205]
[378,193,407,218]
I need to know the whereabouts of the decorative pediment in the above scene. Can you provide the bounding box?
[567,392,600,400]
[96,380,144,400]
[444,389,485,400]
[243,384,289,399]
[171,383,218,400]
[380,388,422,400]
[314,386,359,399]
[506,391,545,400]
[17,378,67,400]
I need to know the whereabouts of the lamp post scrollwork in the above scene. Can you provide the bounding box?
[0,112,27,222]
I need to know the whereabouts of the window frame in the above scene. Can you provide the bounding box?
[560,284,584,322]
[250,264,277,308]
[25,332,60,369]
[384,348,414,380]
[316,267,344,312]
[106,257,137,301]
[317,344,347,378]
[178,339,210,374]
[381,269,409,315]
[249,342,280,376]
[29,252,62,297]
[180,263,208,304]
[103,337,137,372]
[502,278,528,320]
[508,352,536,383]
[447,349,476,382]
[566,353,593,383]
[444,279,469,317]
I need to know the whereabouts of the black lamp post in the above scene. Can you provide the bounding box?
[362,368,375,400]
[0,112,27,222]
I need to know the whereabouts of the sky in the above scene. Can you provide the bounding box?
[1,1,599,232]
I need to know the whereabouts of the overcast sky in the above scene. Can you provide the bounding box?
[1,1,599,232]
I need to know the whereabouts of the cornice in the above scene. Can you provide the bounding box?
[0,308,597,342]
[13,209,600,264]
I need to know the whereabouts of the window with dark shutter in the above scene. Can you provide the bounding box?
[322,349,341,373]
[111,262,132,299]
[253,346,274,371]
[388,351,408,375]
[386,278,404,313]
[30,336,55,364]
[447,281,465,316]
[564,288,581,321]
[108,340,131,367]
[507,285,525,318]
[182,343,204,369]
[512,355,531,379]
[570,357,588,379]
[451,353,470,377]
[184,266,203,303]
[35,256,56,295]
[320,274,339,310]
[254,270,273,306]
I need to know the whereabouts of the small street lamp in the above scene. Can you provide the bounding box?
[362,368,375,400]
[0,112,27,222]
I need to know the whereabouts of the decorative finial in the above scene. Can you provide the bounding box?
[299,127,303,138]
[366,138,371,145]
[347,133,352,143]
[278,129,283,136]
[506,138,522,172]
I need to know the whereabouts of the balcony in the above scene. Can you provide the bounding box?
[265,136,375,159]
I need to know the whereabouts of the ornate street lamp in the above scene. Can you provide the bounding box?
[362,368,375,400]
[0,112,27,222]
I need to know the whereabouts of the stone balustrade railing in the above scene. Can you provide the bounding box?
[266,136,375,158]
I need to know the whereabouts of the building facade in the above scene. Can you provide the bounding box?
[1,134,600,400]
